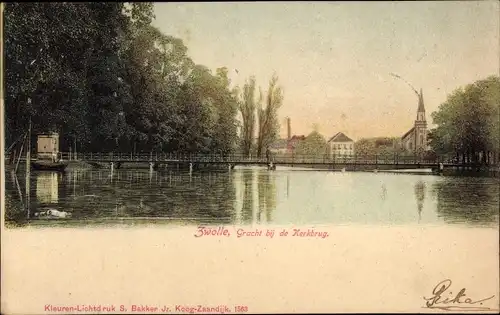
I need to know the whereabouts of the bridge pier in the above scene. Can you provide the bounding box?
[267,162,276,171]
[437,163,444,175]
[110,162,114,182]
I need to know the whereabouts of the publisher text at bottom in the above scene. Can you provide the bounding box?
[44,304,248,314]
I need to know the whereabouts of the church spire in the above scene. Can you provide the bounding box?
[417,88,425,113]
[416,88,426,122]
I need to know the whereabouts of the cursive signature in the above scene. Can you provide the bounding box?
[423,279,496,311]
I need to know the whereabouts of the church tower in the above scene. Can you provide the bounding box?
[414,88,427,152]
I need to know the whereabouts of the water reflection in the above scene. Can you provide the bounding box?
[36,172,59,204]
[432,177,499,225]
[3,168,499,227]
[414,181,425,223]
[381,184,387,201]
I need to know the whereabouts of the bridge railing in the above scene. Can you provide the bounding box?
[54,152,454,165]
[10,151,494,165]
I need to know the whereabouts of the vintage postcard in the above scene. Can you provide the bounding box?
[1,2,499,314]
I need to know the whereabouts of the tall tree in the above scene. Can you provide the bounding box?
[256,74,284,157]
[239,76,257,157]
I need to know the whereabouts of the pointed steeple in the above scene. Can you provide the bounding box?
[417,88,425,113]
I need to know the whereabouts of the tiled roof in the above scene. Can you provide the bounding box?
[402,127,415,140]
[327,132,353,143]
[290,135,306,141]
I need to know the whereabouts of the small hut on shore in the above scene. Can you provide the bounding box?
[37,133,60,161]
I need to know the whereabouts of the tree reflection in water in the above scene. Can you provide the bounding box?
[432,177,499,226]
[238,169,278,225]
[257,171,277,223]
[241,170,255,224]
[414,181,425,223]
[5,169,238,225]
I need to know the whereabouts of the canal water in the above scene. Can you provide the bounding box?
[3,167,499,227]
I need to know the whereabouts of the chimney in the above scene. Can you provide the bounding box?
[287,117,291,140]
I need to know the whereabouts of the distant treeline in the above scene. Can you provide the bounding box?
[354,137,403,157]
[4,3,283,156]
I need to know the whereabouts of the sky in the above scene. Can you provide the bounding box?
[152,1,499,141]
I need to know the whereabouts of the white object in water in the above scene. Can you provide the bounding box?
[36,209,72,218]
[341,168,346,173]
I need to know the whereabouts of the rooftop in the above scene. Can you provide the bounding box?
[402,127,415,140]
[327,132,353,143]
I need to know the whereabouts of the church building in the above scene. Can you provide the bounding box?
[401,89,428,152]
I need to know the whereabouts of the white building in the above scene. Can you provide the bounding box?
[327,132,355,157]
[37,133,59,160]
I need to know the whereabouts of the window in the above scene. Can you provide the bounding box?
[343,144,347,149]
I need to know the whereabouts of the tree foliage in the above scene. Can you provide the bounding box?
[4,2,241,154]
[295,131,328,156]
[430,76,500,163]
[354,137,402,157]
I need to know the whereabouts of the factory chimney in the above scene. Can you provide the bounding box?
[287,117,291,140]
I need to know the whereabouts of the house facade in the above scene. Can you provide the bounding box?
[327,132,354,157]
[401,88,428,153]
[37,133,59,160]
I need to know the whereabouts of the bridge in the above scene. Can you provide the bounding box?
[35,152,496,172]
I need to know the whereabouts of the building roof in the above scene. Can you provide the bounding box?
[38,133,59,137]
[327,132,353,143]
[290,135,306,141]
[402,127,415,140]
